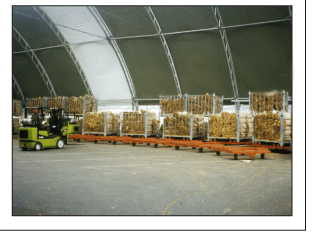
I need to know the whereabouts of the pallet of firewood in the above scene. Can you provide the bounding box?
[13,99,22,116]
[122,111,158,135]
[250,91,289,113]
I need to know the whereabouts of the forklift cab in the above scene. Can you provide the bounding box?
[19,107,67,151]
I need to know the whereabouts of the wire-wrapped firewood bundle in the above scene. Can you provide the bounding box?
[160,97,185,114]
[28,97,43,108]
[250,91,288,113]
[12,117,20,135]
[122,111,158,134]
[13,99,22,116]
[84,112,120,133]
[254,112,291,141]
[188,94,222,114]
[239,113,254,138]
[209,112,238,138]
[45,97,64,109]
[66,95,97,114]
[164,112,204,137]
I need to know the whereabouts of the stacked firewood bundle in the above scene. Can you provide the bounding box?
[250,91,288,113]
[164,113,204,137]
[12,117,20,135]
[160,97,185,114]
[239,113,254,138]
[209,112,254,138]
[187,94,222,114]
[28,97,43,108]
[122,111,158,135]
[208,112,237,138]
[46,97,64,109]
[254,112,291,141]
[84,112,120,133]
[13,99,22,116]
[66,95,97,114]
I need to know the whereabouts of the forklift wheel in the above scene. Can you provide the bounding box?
[57,139,64,149]
[34,143,42,151]
[22,148,27,151]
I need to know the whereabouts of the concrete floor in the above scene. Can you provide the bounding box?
[12,138,292,216]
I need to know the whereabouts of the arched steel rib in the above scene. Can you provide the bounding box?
[33,6,94,97]
[12,26,57,97]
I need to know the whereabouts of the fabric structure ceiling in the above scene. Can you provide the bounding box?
[12,5,292,102]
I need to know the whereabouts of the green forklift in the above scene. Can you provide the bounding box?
[19,107,79,151]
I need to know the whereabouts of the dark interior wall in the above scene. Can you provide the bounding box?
[116,36,177,98]
[13,53,51,98]
[152,6,217,32]
[35,48,88,97]
[96,6,157,37]
[166,31,233,97]
[218,6,290,26]
[226,21,292,97]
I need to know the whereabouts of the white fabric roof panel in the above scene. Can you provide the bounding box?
[41,6,132,101]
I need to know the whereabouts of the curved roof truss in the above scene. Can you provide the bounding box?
[33,6,94,97]
[145,6,182,96]
[12,26,57,97]
[212,6,239,99]
[87,6,136,99]
[12,74,25,101]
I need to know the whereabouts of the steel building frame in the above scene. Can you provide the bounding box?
[87,6,136,99]
[12,27,57,97]
[33,6,94,97]
[212,6,239,99]
[12,75,25,101]
[145,6,183,96]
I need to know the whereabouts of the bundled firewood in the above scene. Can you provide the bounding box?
[122,111,158,135]
[254,112,291,141]
[188,94,222,114]
[164,112,204,137]
[66,95,97,114]
[28,97,43,108]
[45,97,64,109]
[13,99,22,116]
[251,91,288,113]
[209,112,236,138]
[12,117,20,135]
[160,97,185,114]
[239,113,254,138]
[84,112,120,133]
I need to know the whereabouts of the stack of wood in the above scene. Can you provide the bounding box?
[122,111,158,135]
[164,113,204,137]
[188,95,222,114]
[254,112,291,141]
[160,97,185,114]
[46,97,64,109]
[251,91,288,113]
[84,112,120,133]
[13,99,22,116]
[66,95,97,114]
[28,98,43,107]
[208,112,237,138]
[239,113,253,138]
[12,117,20,135]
